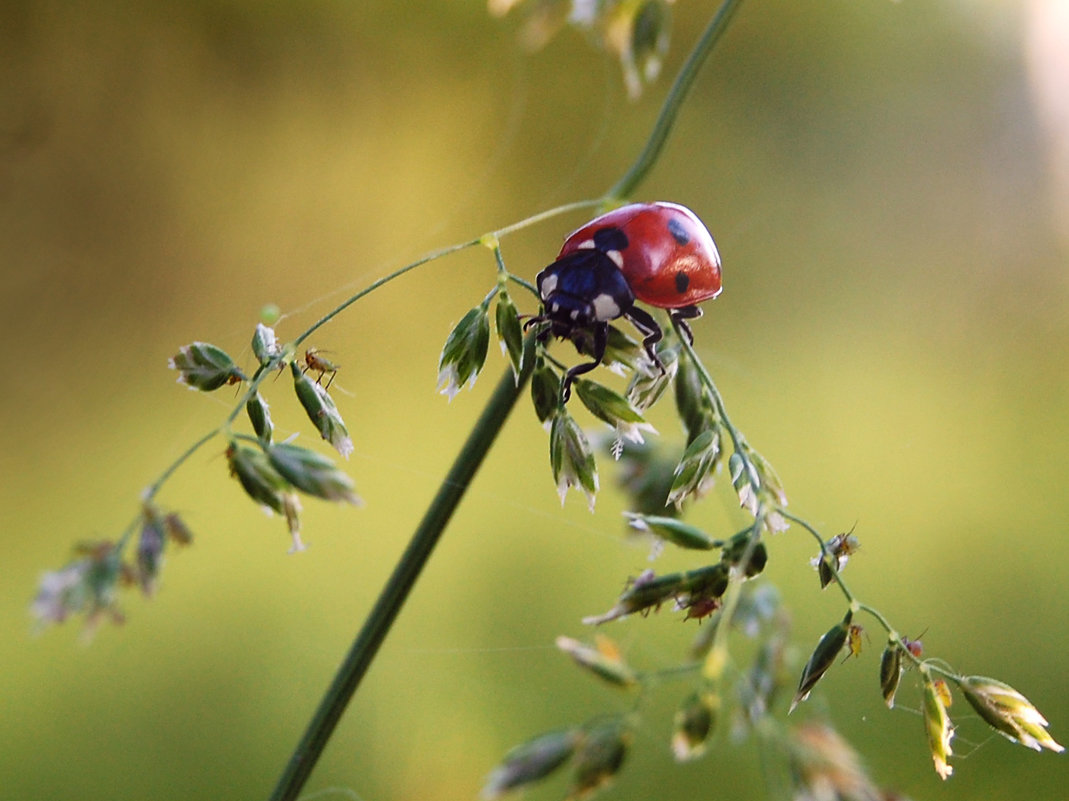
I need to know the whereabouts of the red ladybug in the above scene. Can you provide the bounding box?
[531,202,722,399]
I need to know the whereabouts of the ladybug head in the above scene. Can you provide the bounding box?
[535,248,635,332]
[537,276,601,331]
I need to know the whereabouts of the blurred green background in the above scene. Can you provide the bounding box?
[3,1,1067,799]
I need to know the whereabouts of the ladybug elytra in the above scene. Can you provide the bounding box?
[530,202,722,399]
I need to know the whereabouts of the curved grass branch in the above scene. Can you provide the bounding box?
[490,199,602,240]
[293,238,483,349]
[672,316,759,497]
[133,200,592,522]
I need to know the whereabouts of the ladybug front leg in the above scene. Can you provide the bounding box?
[624,307,666,374]
[560,322,608,402]
[669,306,702,345]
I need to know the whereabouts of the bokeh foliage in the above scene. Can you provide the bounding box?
[3,1,1067,800]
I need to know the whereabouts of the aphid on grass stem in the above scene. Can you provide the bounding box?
[302,348,340,389]
[902,630,927,659]
[681,594,721,623]
[841,624,867,663]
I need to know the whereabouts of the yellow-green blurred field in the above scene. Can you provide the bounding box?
[3,2,1067,800]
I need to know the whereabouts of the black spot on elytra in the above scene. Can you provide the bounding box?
[667,217,690,246]
[675,271,689,294]
[593,226,628,253]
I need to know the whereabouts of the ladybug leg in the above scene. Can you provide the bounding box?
[523,315,554,345]
[624,307,666,374]
[669,306,702,346]
[560,322,608,402]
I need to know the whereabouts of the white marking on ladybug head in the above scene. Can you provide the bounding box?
[540,273,558,298]
[576,239,596,250]
[569,308,580,320]
[592,293,621,321]
[605,249,624,269]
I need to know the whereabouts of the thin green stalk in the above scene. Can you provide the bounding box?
[673,317,760,496]
[295,195,599,354]
[268,335,536,801]
[779,511,860,608]
[284,200,596,356]
[143,428,223,501]
[137,242,484,521]
[491,199,601,239]
[294,239,482,348]
[702,516,764,682]
[778,509,944,676]
[606,0,745,201]
[142,218,556,512]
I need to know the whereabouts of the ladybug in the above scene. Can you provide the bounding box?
[530,202,722,399]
